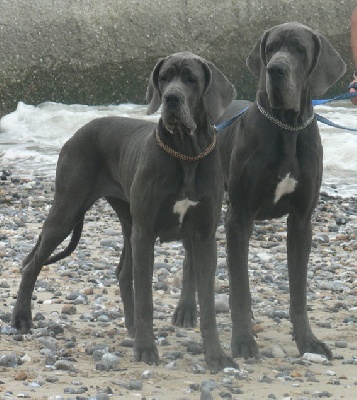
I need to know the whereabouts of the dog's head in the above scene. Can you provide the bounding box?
[146,51,236,134]
[246,22,346,112]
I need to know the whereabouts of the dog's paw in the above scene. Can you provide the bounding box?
[231,336,260,359]
[171,301,197,328]
[206,351,239,372]
[11,307,33,334]
[296,337,333,360]
[134,340,160,365]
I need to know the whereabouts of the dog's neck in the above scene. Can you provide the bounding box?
[156,118,216,161]
[257,90,314,128]
[256,91,316,179]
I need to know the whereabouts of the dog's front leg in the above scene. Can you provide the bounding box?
[287,212,333,360]
[191,236,237,370]
[172,239,197,328]
[131,224,159,364]
[225,205,259,359]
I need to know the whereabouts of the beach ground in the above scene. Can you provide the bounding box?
[1,175,357,400]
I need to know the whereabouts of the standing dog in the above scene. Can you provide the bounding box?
[11,51,237,369]
[218,22,346,359]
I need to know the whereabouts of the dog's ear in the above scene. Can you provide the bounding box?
[201,60,236,123]
[246,29,270,77]
[309,33,346,96]
[146,57,166,115]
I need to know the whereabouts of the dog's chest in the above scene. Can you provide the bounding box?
[173,198,199,223]
[273,173,297,203]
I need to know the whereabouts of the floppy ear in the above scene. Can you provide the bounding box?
[146,57,165,115]
[246,29,270,77]
[201,60,236,123]
[309,32,346,95]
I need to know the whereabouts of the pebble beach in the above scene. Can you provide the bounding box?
[0,172,357,400]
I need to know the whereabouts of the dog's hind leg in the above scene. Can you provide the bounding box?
[12,190,94,333]
[172,239,197,328]
[106,197,134,336]
[287,212,333,359]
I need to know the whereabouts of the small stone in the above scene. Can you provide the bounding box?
[0,354,19,367]
[165,361,177,370]
[141,369,154,379]
[61,304,77,315]
[215,294,230,313]
[54,360,76,371]
[102,352,120,369]
[192,364,206,374]
[271,344,285,358]
[325,370,336,376]
[128,380,143,390]
[334,341,347,348]
[83,287,94,295]
[259,375,273,383]
[15,371,28,381]
[200,387,214,400]
[302,353,328,364]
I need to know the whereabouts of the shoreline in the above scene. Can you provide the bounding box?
[1,174,356,399]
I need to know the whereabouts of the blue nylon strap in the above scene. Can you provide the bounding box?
[214,106,249,132]
[315,113,357,132]
[312,91,357,105]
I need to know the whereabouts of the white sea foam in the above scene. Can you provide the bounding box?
[0,101,356,196]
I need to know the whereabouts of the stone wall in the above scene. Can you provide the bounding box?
[1,0,355,116]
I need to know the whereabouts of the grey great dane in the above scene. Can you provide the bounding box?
[218,22,346,359]
[11,51,237,369]
[178,23,346,360]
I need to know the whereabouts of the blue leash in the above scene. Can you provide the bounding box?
[214,91,357,133]
[214,106,249,132]
[313,90,357,132]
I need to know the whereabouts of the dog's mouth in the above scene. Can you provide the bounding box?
[268,87,284,109]
[162,107,197,135]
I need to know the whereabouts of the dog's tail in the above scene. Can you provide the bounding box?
[44,218,84,266]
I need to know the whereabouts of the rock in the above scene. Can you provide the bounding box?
[271,344,286,358]
[61,304,77,315]
[1,0,353,118]
[14,371,28,381]
[302,353,328,364]
[215,293,230,313]
[54,360,77,371]
[200,387,214,400]
[101,352,120,369]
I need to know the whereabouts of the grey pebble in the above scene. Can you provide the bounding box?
[54,360,77,371]
[200,387,214,400]
[165,361,178,370]
[334,340,348,348]
[102,352,120,369]
[0,354,20,367]
[192,364,206,374]
[215,294,230,313]
[141,369,154,379]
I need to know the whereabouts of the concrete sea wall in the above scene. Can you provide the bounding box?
[1,0,356,116]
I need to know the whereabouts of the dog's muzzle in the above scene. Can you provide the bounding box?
[266,59,296,110]
[161,89,196,134]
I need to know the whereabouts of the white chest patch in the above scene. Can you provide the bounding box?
[173,198,198,224]
[274,173,297,204]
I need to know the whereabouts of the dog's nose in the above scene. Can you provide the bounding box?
[267,63,287,78]
[163,91,183,106]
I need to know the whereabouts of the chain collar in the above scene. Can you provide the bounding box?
[155,129,216,161]
[256,101,315,132]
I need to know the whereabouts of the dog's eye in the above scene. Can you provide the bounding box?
[159,74,168,82]
[181,68,197,84]
[186,75,197,84]
[265,44,275,55]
